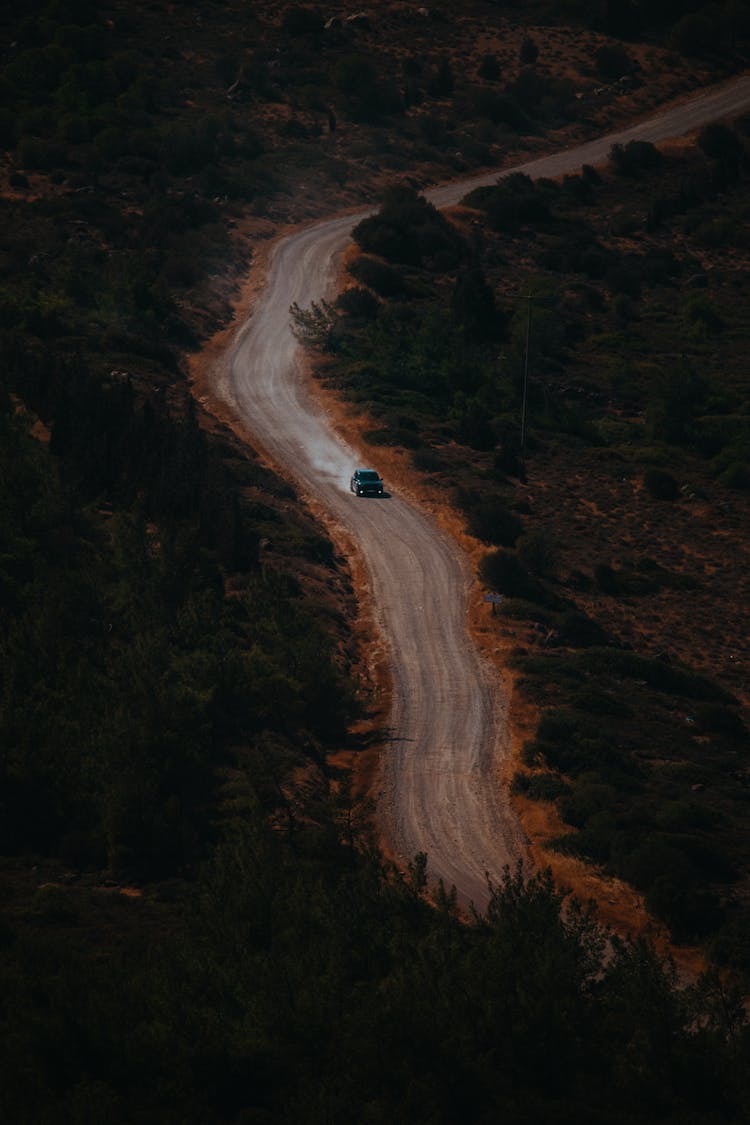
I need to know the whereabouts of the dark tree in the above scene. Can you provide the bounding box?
[451,265,503,341]
[519,35,539,65]
[697,123,744,180]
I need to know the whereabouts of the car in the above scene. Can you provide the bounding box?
[350,468,384,496]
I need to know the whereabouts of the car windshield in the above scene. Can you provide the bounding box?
[359,470,380,481]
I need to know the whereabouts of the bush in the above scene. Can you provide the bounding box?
[557,611,607,648]
[568,685,631,716]
[643,469,679,501]
[647,368,708,447]
[478,54,502,81]
[646,877,723,942]
[427,57,454,97]
[560,780,618,829]
[594,563,620,594]
[334,54,402,122]
[411,447,444,473]
[0,107,18,147]
[683,292,724,335]
[697,123,743,178]
[512,771,569,801]
[506,71,576,119]
[468,90,531,133]
[517,529,557,577]
[609,140,661,176]
[480,548,544,601]
[352,185,464,270]
[464,173,551,233]
[671,10,719,55]
[348,255,405,297]
[694,703,747,740]
[577,648,733,702]
[594,44,634,82]
[519,36,539,65]
[282,7,324,35]
[464,498,523,546]
[717,461,750,490]
[606,262,642,298]
[336,287,379,319]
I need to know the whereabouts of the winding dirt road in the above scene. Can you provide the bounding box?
[217,75,750,911]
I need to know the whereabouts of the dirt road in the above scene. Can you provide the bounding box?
[218,75,750,911]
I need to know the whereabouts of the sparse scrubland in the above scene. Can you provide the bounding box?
[2,1,750,1121]
[319,125,750,971]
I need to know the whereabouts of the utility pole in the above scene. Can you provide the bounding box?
[520,293,532,483]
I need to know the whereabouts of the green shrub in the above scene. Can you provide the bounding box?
[282,6,324,35]
[594,563,620,594]
[568,685,631,716]
[512,771,569,801]
[606,261,642,298]
[348,255,402,297]
[467,90,531,133]
[411,447,444,472]
[517,529,557,577]
[647,368,708,447]
[464,498,522,546]
[418,113,449,146]
[336,287,379,319]
[594,44,634,82]
[506,70,576,119]
[426,57,454,97]
[480,548,542,600]
[353,185,464,270]
[451,266,504,341]
[671,10,720,55]
[334,54,402,122]
[694,703,747,740]
[0,107,18,147]
[697,123,743,177]
[609,140,661,176]
[557,611,608,648]
[717,461,750,490]
[465,174,554,234]
[655,800,722,833]
[683,292,724,335]
[478,54,502,81]
[646,877,723,942]
[519,36,539,65]
[560,779,618,829]
[578,648,733,703]
[643,468,679,500]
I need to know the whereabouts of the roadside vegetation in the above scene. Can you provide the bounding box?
[312,123,750,971]
[3,1,750,1119]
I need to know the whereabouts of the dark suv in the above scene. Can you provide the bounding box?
[350,468,384,497]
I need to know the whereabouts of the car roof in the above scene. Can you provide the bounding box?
[356,468,380,477]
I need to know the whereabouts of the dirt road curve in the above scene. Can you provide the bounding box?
[219,75,750,911]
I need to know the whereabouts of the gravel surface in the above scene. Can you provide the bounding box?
[218,74,750,911]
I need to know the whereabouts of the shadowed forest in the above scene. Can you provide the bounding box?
[2,1,750,1121]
